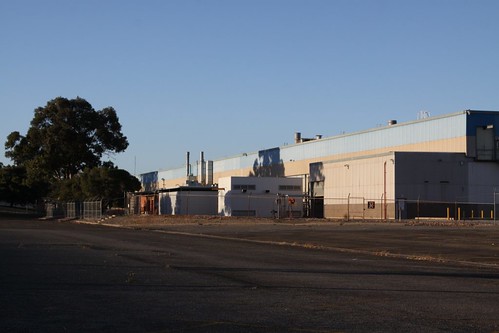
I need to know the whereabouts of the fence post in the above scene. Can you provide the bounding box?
[417,197,420,220]
[494,191,498,224]
[347,193,350,221]
[247,192,251,217]
[362,197,365,220]
[380,194,384,220]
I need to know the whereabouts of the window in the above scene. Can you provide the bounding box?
[233,184,256,191]
[278,185,302,191]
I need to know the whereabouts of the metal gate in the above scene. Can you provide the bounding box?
[83,200,102,220]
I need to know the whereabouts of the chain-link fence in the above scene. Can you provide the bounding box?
[43,193,131,220]
[44,193,499,222]
[323,196,499,222]
[127,191,499,222]
[83,201,102,220]
[44,200,106,220]
[402,199,498,221]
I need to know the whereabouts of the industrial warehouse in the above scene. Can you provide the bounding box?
[133,110,499,220]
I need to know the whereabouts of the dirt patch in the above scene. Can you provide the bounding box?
[94,214,496,228]
[96,214,329,226]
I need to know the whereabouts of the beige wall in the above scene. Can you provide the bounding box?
[321,153,396,219]
[155,136,467,192]
[324,202,395,220]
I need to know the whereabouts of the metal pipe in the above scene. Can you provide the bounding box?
[384,161,387,220]
[199,151,205,184]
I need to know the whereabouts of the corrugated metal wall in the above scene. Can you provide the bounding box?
[212,111,467,174]
[153,111,471,183]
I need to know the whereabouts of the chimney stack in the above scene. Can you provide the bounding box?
[295,132,302,144]
[198,151,206,185]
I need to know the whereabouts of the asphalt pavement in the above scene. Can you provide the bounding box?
[1,216,499,332]
[99,215,499,268]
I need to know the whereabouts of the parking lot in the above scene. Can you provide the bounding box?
[97,215,499,268]
[2,215,499,332]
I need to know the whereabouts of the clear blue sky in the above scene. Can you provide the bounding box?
[1,0,498,175]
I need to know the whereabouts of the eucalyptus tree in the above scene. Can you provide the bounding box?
[5,97,128,183]
[4,97,137,203]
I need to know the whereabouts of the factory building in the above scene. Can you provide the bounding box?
[138,110,499,220]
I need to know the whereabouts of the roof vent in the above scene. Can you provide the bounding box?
[388,120,397,126]
[294,132,302,143]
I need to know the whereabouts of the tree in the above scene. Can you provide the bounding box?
[3,97,137,205]
[5,97,128,182]
[81,167,141,207]
[52,166,141,207]
[0,164,44,206]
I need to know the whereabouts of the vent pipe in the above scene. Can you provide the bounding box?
[206,160,213,185]
[295,132,302,143]
[198,151,206,185]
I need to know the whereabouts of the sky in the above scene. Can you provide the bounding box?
[1,0,498,175]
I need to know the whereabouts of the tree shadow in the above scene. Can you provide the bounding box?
[309,162,325,218]
[249,147,285,177]
[141,172,158,192]
[309,162,325,183]
[159,193,173,215]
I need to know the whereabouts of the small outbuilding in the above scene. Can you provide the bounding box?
[218,176,303,218]
[158,186,218,216]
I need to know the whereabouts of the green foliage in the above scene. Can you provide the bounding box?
[0,164,46,206]
[3,97,136,205]
[5,97,128,181]
[52,167,141,207]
